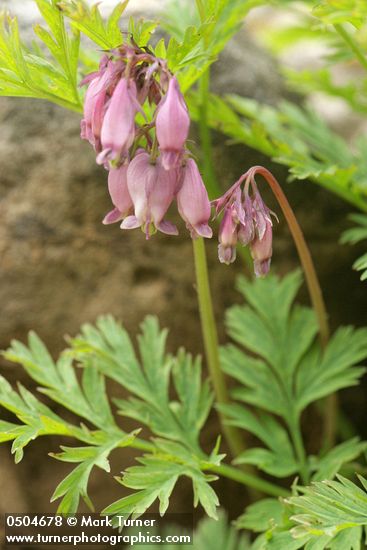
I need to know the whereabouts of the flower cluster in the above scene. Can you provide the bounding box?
[80,43,212,239]
[212,169,276,277]
[80,44,276,276]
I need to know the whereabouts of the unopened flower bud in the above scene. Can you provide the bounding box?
[250,218,273,277]
[218,207,238,264]
[176,159,212,239]
[81,65,111,151]
[97,78,139,166]
[156,76,190,170]
[237,194,254,246]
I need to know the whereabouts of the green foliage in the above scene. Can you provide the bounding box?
[236,475,367,549]
[58,0,129,49]
[0,0,266,109]
[236,498,284,533]
[219,271,367,480]
[1,316,221,518]
[256,476,367,549]
[289,475,367,538]
[70,316,213,453]
[160,0,264,92]
[69,315,221,518]
[341,214,367,281]
[313,0,367,27]
[0,335,136,512]
[191,510,251,550]
[309,438,367,481]
[0,2,81,110]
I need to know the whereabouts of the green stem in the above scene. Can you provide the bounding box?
[128,437,288,497]
[207,463,289,497]
[288,416,309,484]
[334,24,367,73]
[193,237,245,458]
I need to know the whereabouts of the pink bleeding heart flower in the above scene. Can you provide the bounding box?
[176,159,212,239]
[81,67,111,151]
[250,218,273,277]
[218,206,238,264]
[155,76,190,170]
[103,164,133,225]
[97,78,139,166]
[121,151,178,238]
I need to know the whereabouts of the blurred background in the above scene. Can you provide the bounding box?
[0,0,366,538]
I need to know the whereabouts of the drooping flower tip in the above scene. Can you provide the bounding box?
[218,207,238,265]
[177,159,212,239]
[156,76,190,170]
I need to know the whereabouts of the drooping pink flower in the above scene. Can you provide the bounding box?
[218,206,238,264]
[250,218,273,277]
[237,193,255,246]
[121,152,178,238]
[252,189,272,241]
[103,164,133,224]
[176,159,212,238]
[81,74,108,151]
[97,78,139,166]
[156,76,190,170]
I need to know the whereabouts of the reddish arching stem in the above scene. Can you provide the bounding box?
[248,166,330,347]
[248,166,337,450]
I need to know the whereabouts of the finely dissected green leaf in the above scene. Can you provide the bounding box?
[310,438,367,481]
[264,475,367,549]
[219,404,298,477]
[58,0,128,49]
[0,7,82,111]
[295,326,367,411]
[103,451,219,519]
[2,315,219,517]
[128,17,158,49]
[68,315,219,517]
[236,498,284,533]
[50,432,136,513]
[161,0,264,92]
[0,374,82,463]
[4,335,117,431]
[341,214,367,281]
[1,330,138,512]
[71,316,214,453]
[222,271,318,418]
[220,271,367,479]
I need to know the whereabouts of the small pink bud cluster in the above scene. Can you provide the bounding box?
[80,43,212,239]
[212,169,277,277]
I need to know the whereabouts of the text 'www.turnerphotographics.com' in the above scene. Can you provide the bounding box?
[3,513,193,546]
